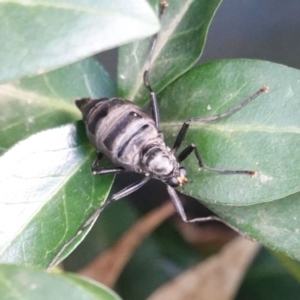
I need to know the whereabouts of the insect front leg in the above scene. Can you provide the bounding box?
[166,185,248,237]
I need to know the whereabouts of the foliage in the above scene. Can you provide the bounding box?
[1,0,300,298]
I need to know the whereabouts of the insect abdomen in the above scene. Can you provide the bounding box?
[76,98,160,172]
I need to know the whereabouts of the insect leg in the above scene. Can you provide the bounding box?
[189,86,269,123]
[92,166,125,175]
[171,86,268,154]
[97,176,151,212]
[166,185,248,236]
[177,143,256,176]
[143,1,168,128]
[171,121,189,153]
[92,152,125,175]
[143,73,160,128]
[47,177,150,271]
[91,152,103,169]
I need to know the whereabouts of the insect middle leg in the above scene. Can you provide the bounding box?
[171,86,269,175]
[92,152,125,175]
[178,143,256,176]
[171,121,255,176]
[172,86,268,153]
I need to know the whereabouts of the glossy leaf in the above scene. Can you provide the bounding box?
[159,59,300,205]
[0,124,113,268]
[0,0,159,84]
[0,57,115,155]
[1,0,299,272]
[0,57,116,267]
[237,249,300,300]
[205,192,300,261]
[118,0,222,103]
[0,264,121,300]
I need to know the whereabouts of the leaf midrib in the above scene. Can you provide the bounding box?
[0,83,79,116]
[161,122,300,134]
[127,0,194,100]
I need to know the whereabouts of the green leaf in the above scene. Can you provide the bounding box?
[159,59,300,205]
[273,251,300,283]
[0,264,121,300]
[118,0,222,102]
[237,249,300,300]
[0,57,115,155]
[0,124,113,268]
[0,0,159,84]
[0,58,116,268]
[205,192,300,260]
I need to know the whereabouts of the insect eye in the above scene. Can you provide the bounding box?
[167,177,179,187]
[179,167,187,177]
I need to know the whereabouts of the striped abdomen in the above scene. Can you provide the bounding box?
[75,98,164,173]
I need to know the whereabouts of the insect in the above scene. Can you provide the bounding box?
[48,1,268,270]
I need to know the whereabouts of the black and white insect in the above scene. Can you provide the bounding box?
[48,1,268,269]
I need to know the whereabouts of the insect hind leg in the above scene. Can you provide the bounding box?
[143,1,168,128]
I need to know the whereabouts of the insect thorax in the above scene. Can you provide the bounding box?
[141,145,179,179]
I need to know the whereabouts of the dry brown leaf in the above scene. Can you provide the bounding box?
[79,201,175,287]
[147,236,260,300]
[176,220,237,246]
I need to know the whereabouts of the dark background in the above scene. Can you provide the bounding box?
[98,0,300,78]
